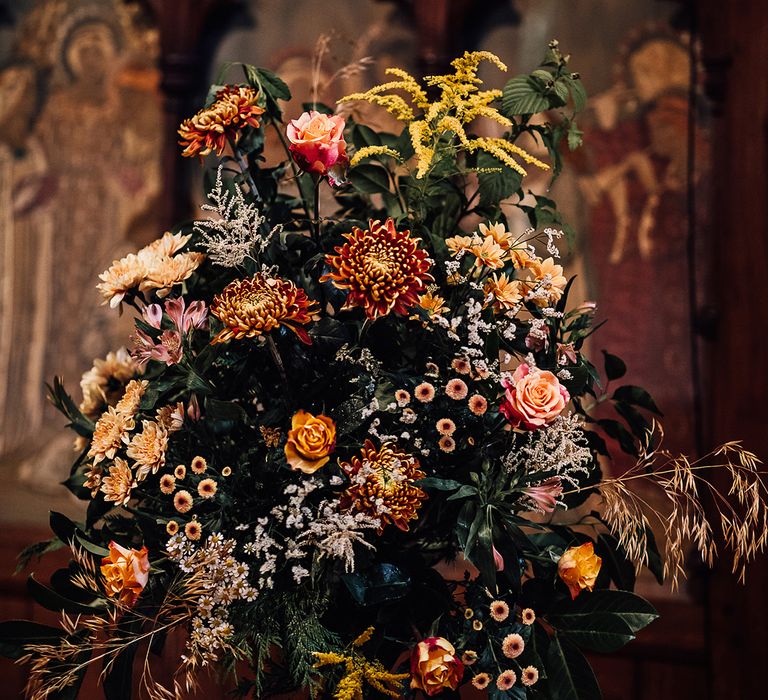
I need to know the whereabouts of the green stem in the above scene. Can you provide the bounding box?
[313,176,322,244]
[267,335,289,389]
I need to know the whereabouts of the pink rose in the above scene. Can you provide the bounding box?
[500,363,569,430]
[286,111,348,185]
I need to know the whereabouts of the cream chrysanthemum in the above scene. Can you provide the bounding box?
[97,254,148,308]
[127,420,169,481]
[79,348,140,420]
[89,408,135,464]
[140,253,205,298]
[97,232,204,307]
[114,380,148,418]
[489,600,510,622]
[501,633,524,659]
[100,458,135,506]
[156,402,185,432]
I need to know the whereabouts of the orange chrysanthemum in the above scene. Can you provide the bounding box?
[210,274,319,344]
[178,85,265,158]
[321,218,433,320]
[340,440,427,532]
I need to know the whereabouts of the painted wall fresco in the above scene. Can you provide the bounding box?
[0,0,162,520]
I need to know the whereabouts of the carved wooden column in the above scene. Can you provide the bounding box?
[696,1,768,698]
[146,0,240,228]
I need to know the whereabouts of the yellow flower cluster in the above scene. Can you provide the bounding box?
[340,51,549,179]
[313,627,408,700]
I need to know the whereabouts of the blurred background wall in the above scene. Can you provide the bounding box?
[0,0,766,698]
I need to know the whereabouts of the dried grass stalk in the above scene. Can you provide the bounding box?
[596,422,766,590]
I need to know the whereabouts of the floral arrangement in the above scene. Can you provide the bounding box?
[2,44,765,700]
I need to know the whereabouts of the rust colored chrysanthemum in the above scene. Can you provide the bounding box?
[340,440,427,531]
[210,274,319,344]
[321,218,433,320]
[178,85,265,158]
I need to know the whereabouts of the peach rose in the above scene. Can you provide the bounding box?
[286,111,348,185]
[558,541,602,599]
[284,409,336,473]
[101,541,150,606]
[500,363,569,430]
[410,637,464,696]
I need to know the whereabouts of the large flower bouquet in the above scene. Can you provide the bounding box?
[2,45,765,700]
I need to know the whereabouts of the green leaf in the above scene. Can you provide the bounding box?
[103,644,137,700]
[0,620,63,659]
[74,533,109,558]
[347,163,390,195]
[382,191,405,219]
[553,78,570,104]
[546,633,602,700]
[27,576,103,615]
[417,477,464,491]
[351,123,382,150]
[502,75,551,117]
[611,385,662,415]
[253,67,291,101]
[447,484,478,501]
[206,398,247,423]
[16,538,67,573]
[548,589,658,645]
[567,120,583,150]
[49,511,77,544]
[549,611,636,652]
[477,151,522,206]
[602,351,626,381]
[563,74,588,112]
[614,401,651,441]
[463,508,496,587]
[597,418,637,456]
[595,533,635,591]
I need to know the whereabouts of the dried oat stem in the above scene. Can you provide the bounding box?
[576,422,766,590]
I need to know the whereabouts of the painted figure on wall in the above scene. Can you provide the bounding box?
[570,25,708,458]
[0,0,162,506]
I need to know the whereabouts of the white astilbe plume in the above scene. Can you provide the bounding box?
[195,166,282,267]
[504,413,593,487]
[298,503,380,572]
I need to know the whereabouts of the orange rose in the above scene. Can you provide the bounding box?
[558,542,602,599]
[286,111,348,185]
[410,637,464,696]
[284,410,336,474]
[500,363,569,430]
[101,541,150,606]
